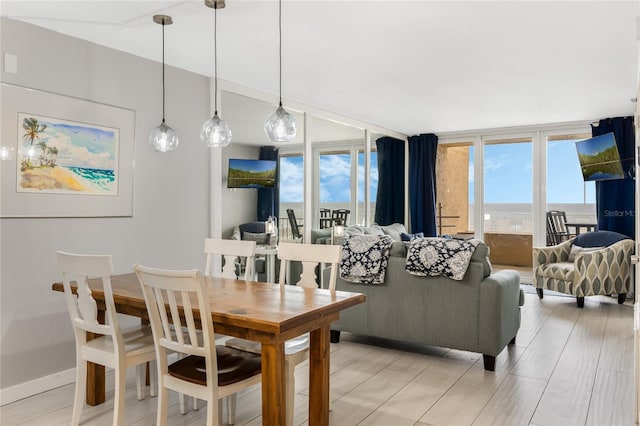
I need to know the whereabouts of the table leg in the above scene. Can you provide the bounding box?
[86,309,106,405]
[261,342,286,425]
[268,254,276,283]
[309,324,330,426]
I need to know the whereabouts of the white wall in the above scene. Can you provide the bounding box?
[0,18,213,399]
[221,144,260,238]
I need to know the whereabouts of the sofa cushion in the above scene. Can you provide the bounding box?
[231,226,241,240]
[400,232,424,242]
[389,241,406,257]
[376,223,407,242]
[568,245,604,262]
[243,232,269,245]
[470,241,492,278]
[572,230,629,248]
[537,262,575,281]
[344,226,366,236]
[311,228,331,244]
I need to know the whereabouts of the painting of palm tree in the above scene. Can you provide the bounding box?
[17,113,119,195]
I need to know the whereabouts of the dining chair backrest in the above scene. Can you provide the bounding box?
[319,208,331,218]
[319,218,333,229]
[286,209,302,240]
[134,265,218,386]
[546,210,569,245]
[57,251,121,343]
[331,209,350,226]
[204,238,256,280]
[277,242,341,290]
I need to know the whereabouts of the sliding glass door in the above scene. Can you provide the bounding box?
[483,136,533,267]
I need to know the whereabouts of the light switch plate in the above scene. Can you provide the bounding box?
[4,53,17,73]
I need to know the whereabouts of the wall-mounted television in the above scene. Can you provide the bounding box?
[227,158,277,189]
[575,133,625,181]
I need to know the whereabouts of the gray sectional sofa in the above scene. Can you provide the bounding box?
[322,225,523,371]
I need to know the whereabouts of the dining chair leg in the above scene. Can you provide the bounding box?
[113,366,127,426]
[136,364,145,401]
[227,394,237,425]
[71,355,85,426]
[206,398,220,426]
[157,386,169,426]
[149,360,157,397]
[179,391,187,414]
[219,399,225,424]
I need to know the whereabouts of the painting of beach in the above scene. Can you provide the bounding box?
[17,113,119,195]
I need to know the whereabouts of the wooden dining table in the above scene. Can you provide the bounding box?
[52,273,365,425]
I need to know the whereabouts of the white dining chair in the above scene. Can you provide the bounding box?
[204,238,256,280]
[134,264,262,426]
[56,251,156,426]
[225,242,341,426]
[203,238,256,422]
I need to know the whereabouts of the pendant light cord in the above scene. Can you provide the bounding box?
[161,20,166,123]
[214,4,219,114]
[278,0,283,107]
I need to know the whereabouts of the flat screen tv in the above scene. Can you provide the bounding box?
[227,158,277,189]
[575,133,625,181]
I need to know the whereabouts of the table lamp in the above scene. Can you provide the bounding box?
[331,219,345,245]
[265,216,278,247]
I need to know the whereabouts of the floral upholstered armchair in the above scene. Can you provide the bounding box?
[532,230,634,308]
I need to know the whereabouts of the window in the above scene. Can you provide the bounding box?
[357,149,378,226]
[318,150,352,226]
[546,134,595,223]
[483,137,533,234]
[279,154,303,239]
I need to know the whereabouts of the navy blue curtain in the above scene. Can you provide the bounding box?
[257,146,279,221]
[408,133,438,236]
[374,137,405,225]
[592,117,635,239]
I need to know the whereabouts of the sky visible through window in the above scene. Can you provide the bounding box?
[471,139,594,204]
[279,152,379,203]
[281,139,593,206]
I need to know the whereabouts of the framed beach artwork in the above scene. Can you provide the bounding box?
[1,83,135,217]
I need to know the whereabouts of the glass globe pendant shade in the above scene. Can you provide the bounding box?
[265,104,297,142]
[149,121,179,152]
[200,113,232,147]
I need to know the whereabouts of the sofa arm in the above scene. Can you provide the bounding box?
[478,270,522,357]
[574,239,635,291]
[532,239,573,269]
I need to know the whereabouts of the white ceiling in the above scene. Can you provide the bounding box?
[2,1,639,136]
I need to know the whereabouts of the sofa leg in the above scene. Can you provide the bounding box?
[482,354,496,371]
[330,330,341,343]
[536,288,543,299]
[576,297,585,308]
[618,294,626,304]
[509,336,516,345]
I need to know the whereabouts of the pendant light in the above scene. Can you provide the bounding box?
[264,0,297,143]
[201,0,232,148]
[149,15,179,153]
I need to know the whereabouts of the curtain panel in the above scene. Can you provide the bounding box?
[374,137,405,226]
[408,133,438,236]
[257,146,279,221]
[592,116,635,239]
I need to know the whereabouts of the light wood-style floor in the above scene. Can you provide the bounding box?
[1,290,634,426]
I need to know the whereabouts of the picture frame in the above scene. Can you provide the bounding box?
[1,83,135,217]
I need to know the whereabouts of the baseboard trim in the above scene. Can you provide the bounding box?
[0,368,75,406]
